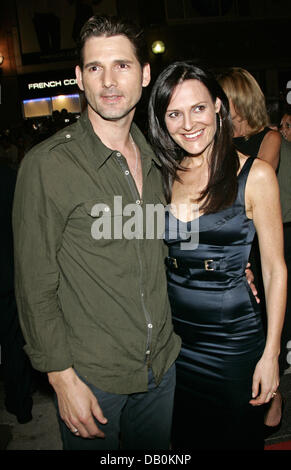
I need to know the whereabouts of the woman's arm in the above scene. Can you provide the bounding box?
[245,158,287,406]
[258,130,281,171]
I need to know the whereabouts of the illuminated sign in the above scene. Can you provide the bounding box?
[28,78,77,90]
[19,71,79,99]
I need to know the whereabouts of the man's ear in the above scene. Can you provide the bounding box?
[75,65,84,92]
[142,63,151,88]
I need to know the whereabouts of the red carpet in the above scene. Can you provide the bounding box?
[265,440,291,450]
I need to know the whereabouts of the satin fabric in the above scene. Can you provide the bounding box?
[165,158,265,449]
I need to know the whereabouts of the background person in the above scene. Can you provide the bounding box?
[0,158,33,424]
[217,67,281,170]
[261,106,291,433]
[280,106,291,142]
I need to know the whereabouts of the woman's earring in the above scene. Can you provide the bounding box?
[217,113,222,132]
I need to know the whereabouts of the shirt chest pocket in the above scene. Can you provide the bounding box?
[83,197,123,242]
[83,193,167,242]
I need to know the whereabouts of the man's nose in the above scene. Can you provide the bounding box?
[102,68,117,88]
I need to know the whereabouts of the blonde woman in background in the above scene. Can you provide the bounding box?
[218,67,281,170]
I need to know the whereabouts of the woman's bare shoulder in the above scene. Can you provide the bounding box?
[263,129,282,146]
[247,157,278,193]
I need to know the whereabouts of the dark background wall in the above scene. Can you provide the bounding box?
[0,0,290,130]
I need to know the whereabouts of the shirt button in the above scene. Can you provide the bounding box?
[125,170,130,175]
[136,199,141,205]
[148,323,153,329]
[116,152,121,157]
[104,206,110,212]
[65,134,71,139]
[141,292,144,297]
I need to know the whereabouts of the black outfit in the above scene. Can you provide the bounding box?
[0,162,33,423]
[165,158,265,450]
[233,127,271,158]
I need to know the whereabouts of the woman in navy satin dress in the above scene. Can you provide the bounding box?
[148,63,287,450]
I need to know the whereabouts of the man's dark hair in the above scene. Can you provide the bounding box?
[76,15,148,68]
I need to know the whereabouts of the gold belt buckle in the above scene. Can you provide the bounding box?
[170,257,178,269]
[204,259,214,271]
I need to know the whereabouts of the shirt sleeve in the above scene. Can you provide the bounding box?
[12,150,74,373]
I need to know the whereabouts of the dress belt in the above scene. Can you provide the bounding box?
[165,256,227,272]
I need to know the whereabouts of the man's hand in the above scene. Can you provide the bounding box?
[245,263,260,304]
[48,368,107,439]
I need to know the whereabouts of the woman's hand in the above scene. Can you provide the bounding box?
[249,355,279,406]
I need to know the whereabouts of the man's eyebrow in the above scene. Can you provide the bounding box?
[83,61,100,69]
[83,59,135,69]
[114,59,135,64]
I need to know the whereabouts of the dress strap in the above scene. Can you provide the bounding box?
[236,157,255,207]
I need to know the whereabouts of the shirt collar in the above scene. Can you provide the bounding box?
[78,109,161,170]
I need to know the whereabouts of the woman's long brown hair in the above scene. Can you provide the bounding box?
[148,62,240,214]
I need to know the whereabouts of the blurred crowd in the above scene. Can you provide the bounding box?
[0,109,80,170]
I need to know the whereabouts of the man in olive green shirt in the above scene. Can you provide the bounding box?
[13,16,181,450]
